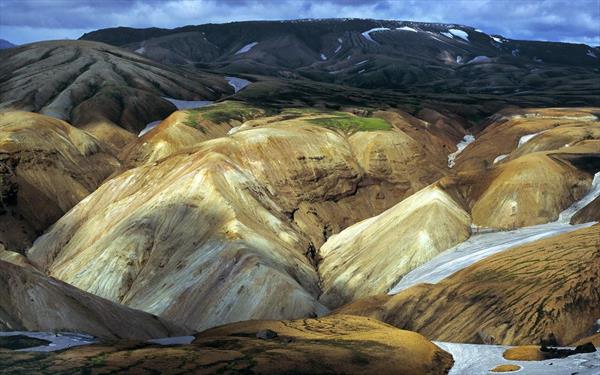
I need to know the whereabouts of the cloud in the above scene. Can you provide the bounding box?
[0,0,598,45]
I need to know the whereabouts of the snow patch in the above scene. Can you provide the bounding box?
[337,37,343,43]
[361,27,390,43]
[441,32,454,39]
[438,341,600,375]
[234,41,258,55]
[355,59,368,66]
[468,55,491,64]
[517,131,542,147]
[138,120,161,137]
[334,45,342,53]
[0,332,96,352]
[135,46,145,54]
[493,154,508,164]
[358,69,366,74]
[587,49,597,58]
[449,28,469,41]
[396,26,417,32]
[225,76,251,93]
[491,36,503,43]
[448,134,475,168]
[320,53,327,61]
[456,56,463,64]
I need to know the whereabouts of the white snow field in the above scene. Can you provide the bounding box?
[467,55,491,64]
[0,331,96,352]
[320,53,327,61]
[441,32,454,39]
[234,41,258,55]
[361,27,390,43]
[447,134,475,168]
[491,36,503,43]
[448,29,469,41]
[389,171,600,295]
[437,341,600,375]
[396,26,417,32]
[493,154,508,164]
[518,131,543,147]
[225,76,252,93]
[138,120,161,137]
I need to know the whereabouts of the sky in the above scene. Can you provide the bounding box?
[1,0,599,46]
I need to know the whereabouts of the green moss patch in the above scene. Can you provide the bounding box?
[308,112,391,132]
[184,101,267,129]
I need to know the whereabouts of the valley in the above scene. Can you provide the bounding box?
[0,15,599,375]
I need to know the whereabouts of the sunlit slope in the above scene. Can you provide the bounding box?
[338,224,600,346]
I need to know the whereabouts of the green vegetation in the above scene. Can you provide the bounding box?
[184,101,267,129]
[308,112,392,132]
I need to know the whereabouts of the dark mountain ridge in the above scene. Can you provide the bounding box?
[80,18,600,96]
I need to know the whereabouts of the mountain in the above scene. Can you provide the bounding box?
[0,111,119,252]
[0,40,231,150]
[27,108,452,331]
[0,260,187,339]
[338,223,600,346]
[80,19,600,96]
[0,39,16,49]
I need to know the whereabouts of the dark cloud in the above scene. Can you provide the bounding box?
[0,0,598,45]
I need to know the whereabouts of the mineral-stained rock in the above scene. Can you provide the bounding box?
[337,224,600,346]
[0,260,187,339]
[0,111,119,252]
[318,184,471,308]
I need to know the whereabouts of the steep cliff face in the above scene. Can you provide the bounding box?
[0,260,187,339]
[0,111,119,252]
[337,224,600,346]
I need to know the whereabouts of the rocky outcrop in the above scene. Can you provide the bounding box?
[318,185,471,308]
[0,315,454,375]
[0,260,187,339]
[0,111,119,251]
[337,224,600,346]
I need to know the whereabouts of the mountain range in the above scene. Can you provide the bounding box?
[0,17,599,375]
